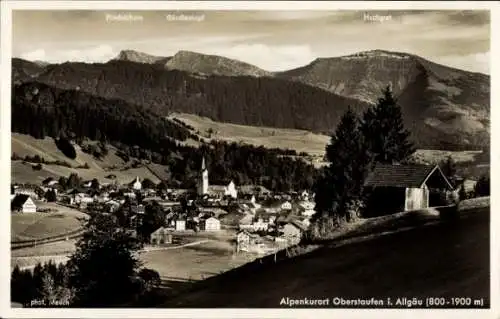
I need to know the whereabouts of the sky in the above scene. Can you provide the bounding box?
[12,10,490,74]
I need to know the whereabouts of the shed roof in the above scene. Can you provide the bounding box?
[11,194,31,210]
[364,164,452,189]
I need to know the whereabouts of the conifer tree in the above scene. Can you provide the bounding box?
[315,107,370,221]
[441,155,457,187]
[361,85,415,164]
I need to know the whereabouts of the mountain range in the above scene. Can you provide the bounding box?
[11,49,490,151]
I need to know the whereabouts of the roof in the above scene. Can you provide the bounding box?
[151,226,171,236]
[208,185,227,193]
[287,220,308,232]
[11,194,31,209]
[364,164,452,189]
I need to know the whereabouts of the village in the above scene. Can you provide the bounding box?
[11,157,315,256]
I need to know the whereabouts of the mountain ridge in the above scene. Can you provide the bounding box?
[11,49,490,151]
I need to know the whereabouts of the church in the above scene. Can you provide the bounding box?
[197,157,238,199]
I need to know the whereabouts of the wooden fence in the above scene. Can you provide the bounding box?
[11,228,84,250]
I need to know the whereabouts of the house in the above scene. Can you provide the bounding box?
[237,230,251,247]
[298,201,316,217]
[133,177,142,191]
[105,200,121,213]
[252,217,269,231]
[11,195,37,213]
[300,190,310,201]
[150,227,173,245]
[82,181,93,188]
[282,221,306,245]
[175,220,186,231]
[131,204,145,215]
[363,164,454,217]
[281,201,292,211]
[236,230,260,252]
[225,180,238,199]
[202,216,221,231]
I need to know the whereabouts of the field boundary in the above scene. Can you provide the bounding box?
[11,228,84,250]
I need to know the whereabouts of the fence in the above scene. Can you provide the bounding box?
[11,228,85,250]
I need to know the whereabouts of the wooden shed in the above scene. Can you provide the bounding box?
[363,164,454,217]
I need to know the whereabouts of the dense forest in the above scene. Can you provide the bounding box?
[30,60,370,134]
[12,82,318,191]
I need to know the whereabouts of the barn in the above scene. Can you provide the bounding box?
[363,164,454,217]
[150,226,173,245]
[11,194,37,213]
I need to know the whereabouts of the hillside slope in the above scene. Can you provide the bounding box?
[278,50,490,150]
[162,210,489,307]
[11,133,163,185]
[164,50,273,77]
[11,48,490,150]
[23,60,369,135]
[12,58,48,84]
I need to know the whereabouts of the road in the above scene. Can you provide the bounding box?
[163,208,490,308]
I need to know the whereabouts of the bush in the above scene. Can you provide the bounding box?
[55,137,77,160]
[32,163,43,170]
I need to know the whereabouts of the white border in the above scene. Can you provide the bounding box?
[1,1,498,319]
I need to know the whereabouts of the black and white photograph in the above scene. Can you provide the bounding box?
[1,1,498,317]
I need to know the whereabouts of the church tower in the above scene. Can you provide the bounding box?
[198,156,209,196]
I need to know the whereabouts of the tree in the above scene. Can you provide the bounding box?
[138,268,161,291]
[361,85,415,164]
[441,155,457,187]
[66,213,144,307]
[141,178,156,190]
[315,107,371,222]
[45,189,57,202]
[458,183,468,201]
[138,202,166,241]
[66,173,81,189]
[90,178,100,190]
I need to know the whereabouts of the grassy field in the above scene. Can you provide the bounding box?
[410,149,483,165]
[11,239,78,258]
[11,132,166,185]
[12,133,125,170]
[162,208,490,308]
[139,238,256,283]
[170,113,488,168]
[11,228,257,285]
[169,113,331,157]
[11,203,87,242]
[12,129,488,184]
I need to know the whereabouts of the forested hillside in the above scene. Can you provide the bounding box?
[12,82,318,191]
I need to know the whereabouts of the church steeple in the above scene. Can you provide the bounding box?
[198,156,209,196]
[201,156,206,171]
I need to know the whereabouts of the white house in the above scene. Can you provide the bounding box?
[203,217,221,231]
[301,190,310,201]
[133,177,142,191]
[281,201,292,211]
[299,201,315,217]
[48,180,59,187]
[175,220,186,231]
[105,200,121,213]
[11,195,37,213]
[225,181,238,199]
[252,218,269,231]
